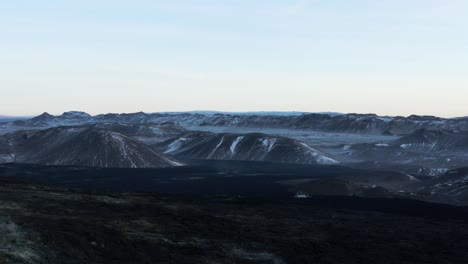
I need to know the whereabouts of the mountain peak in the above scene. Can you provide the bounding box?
[60,111,91,119]
[7,126,182,168]
[128,111,146,116]
[39,112,53,117]
[32,112,54,121]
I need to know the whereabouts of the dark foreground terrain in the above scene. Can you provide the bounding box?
[1,176,468,264]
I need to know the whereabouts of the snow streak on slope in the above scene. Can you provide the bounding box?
[208,136,225,158]
[0,127,183,168]
[164,138,189,154]
[230,136,244,156]
[298,142,340,165]
[158,132,338,165]
[260,138,277,153]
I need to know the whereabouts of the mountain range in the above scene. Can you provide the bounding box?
[4,111,468,135]
[1,110,468,206]
[1,111,468,172]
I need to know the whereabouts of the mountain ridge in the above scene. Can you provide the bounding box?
[4,111,468,135]
[0,126,182,168]
[157,132,339,165]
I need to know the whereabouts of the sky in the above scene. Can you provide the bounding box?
[1,0,467,117]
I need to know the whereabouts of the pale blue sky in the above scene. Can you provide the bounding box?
[1,1,467,117]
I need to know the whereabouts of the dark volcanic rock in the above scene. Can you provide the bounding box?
[0,178,467,264]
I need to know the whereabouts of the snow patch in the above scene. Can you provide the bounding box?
[230,136,244,154]
[165,137,189,154]
[294,192,310,198]
[208,136,225,158]
[259,138,277,152]
[298,142,339,165]
[375,143,389,147]
[406,174,419,181]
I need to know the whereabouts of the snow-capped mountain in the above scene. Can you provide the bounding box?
[156,132,339,165]
[0,126,182,168]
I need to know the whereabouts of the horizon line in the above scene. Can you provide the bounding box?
[2,110,467,119]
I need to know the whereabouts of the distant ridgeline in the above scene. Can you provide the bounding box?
[3,111,468,135]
